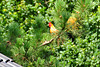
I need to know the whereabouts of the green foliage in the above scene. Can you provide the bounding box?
[0,0,100,67]
[8,22,21,41]
[55,37,100,67]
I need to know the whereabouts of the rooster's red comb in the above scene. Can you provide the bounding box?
[49,22,52,27]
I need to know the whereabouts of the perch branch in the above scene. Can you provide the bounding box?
[39,38,55,46]
[39,30,64,47]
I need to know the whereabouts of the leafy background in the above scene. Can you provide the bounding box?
[0,0,100,67]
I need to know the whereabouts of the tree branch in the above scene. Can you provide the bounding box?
[39,38,54,46]
[39,30,64,47]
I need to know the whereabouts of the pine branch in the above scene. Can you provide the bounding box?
[39,30,64,47]
[39,38,54,46]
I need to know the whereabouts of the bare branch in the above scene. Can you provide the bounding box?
[39,30,64,47]
[39,38,54,46]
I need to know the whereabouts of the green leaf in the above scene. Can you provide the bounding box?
[98,6,100,13]
[20,46,25,55]
[11,46,19,56]
[27,46,33,56]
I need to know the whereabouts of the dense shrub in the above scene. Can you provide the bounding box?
[0,0,100,66]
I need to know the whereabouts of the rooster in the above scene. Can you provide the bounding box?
[49,22,58,34]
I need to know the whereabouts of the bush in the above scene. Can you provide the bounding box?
[0,0,100,66]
